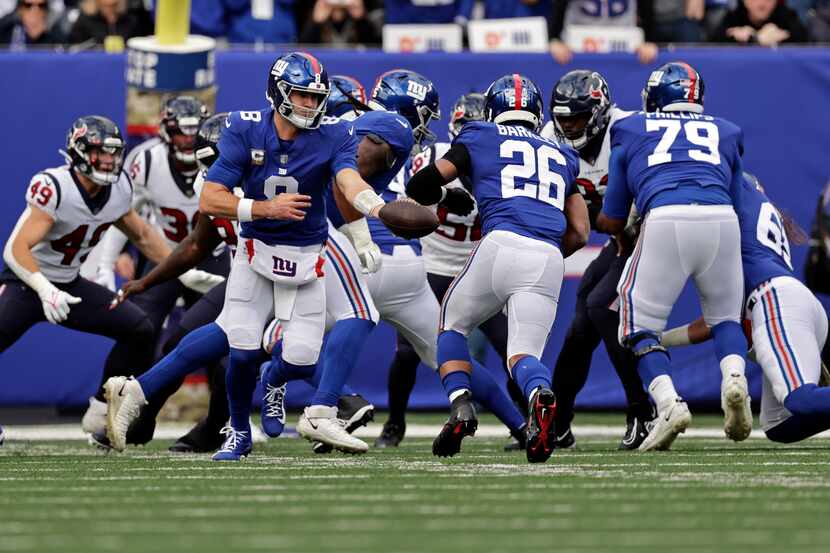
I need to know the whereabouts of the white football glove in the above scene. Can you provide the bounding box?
[338,218,382,273]
[30,273,82,324]
[178,269,225,294]
[92,265,116,292]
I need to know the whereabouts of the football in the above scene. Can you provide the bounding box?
[378,199,439,239]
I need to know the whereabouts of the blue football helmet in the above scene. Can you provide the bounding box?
[484,74,544,131]
[326,75,366,120]
[642,62,705,114]
[448,92,486,140]
[368,69,440,148]
[266,52,330,129]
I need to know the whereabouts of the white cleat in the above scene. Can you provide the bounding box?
[297,405,368,454]
[81,396,108,434]
[638,399,692,451]
[722,372,752,442]
[104,376,148,451]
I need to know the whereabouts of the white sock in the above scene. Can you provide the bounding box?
[449,388,470,403]
[720,354,746,379]
[648,375,679,412]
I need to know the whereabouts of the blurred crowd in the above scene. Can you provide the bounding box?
[0,0,827,52]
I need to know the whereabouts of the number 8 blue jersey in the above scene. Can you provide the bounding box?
[206,108,358,247]
[736,176,794,294]
[453,121,580,249]
[602,111,744,220]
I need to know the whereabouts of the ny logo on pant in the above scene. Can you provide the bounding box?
[272,256,297,277]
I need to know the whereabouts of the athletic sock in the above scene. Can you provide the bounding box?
[311,318,374,407]
[138,323,229,400]
[227,347,261,431]
[511,355,551,402]
[470,360,525,432]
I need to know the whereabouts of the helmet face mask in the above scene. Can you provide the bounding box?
[160,96,209,164]
[65,116,125,186]
[369,69,440,150]
[267,53,330,130]
[550,70,611,150]
[194,112,229,172]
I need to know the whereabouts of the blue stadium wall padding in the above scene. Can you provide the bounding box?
[1,48,828,409]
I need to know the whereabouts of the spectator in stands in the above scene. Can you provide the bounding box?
[384,0,473,25]
[651,0,704,42]
[712,0,808,44]
[188,0,228,38]
[0,0,65,46]
[299,0,380,45]
[0,0,66,46]
[68,0,152,45]
[483,0,552,19]
[225,0,296,44]
[806,0,830,40]
[548,0,658,65]
[702,0,732,40]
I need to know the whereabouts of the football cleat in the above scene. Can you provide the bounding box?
[313,394,375,454]
[638,399,692,451]
[81,396,108,434]
[504,424,528,452]
[526,387,557,463]
[0,424,5,447]
[88,430,112,451]
[821,362,830,387]
[619,404,656,451]
[212,426,252,461]
[722,372,752,442]
[553,425,576,450]
[297,405,369,454]
[169,418,225,453]
[374,421,406,448]
[104,376,148,451]
[432,392,478,458]
[259,363,287,438]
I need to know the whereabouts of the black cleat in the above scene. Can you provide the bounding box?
[554,425,576,450]
[88,430,112,451]
[526,387,557,463]
[374,421,406,448]
[504,424,527,451]
[433,392,478,458]
[313,394,375,454]
[618,410,655,451]
[169,419,225,453]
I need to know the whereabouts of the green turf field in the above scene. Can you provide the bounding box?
[1,413,829,553]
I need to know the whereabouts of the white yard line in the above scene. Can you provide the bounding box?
[5,422,829,441]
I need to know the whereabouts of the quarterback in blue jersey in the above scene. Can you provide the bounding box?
[663,174,830,444]
[407,73,590,462]
[597,62,751,451]
[199,52,403,460]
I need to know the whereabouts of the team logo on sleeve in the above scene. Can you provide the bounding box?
[251,149,265,165]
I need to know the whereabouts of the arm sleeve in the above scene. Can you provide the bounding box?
[205,113,250,189]
[406,163,449,205]
[600,147,634,220]
[548,0,568,40]
[330,124,360,175]
[441,142,472,177]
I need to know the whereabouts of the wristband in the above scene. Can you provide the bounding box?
[353,189,385,217]
[237,198,254,222]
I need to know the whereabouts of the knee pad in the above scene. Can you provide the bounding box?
[625,331,667,358]
[282,335,321,366]
[437,330,471,367]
